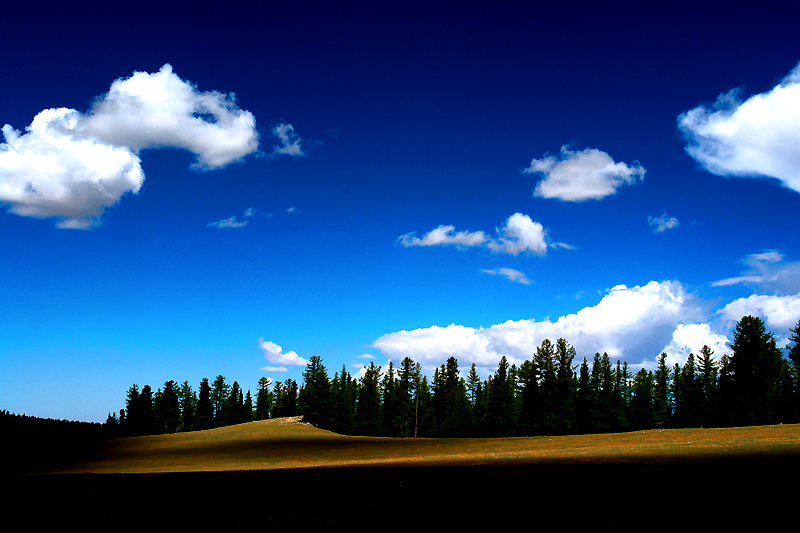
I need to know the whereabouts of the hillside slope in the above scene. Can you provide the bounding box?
[31,417,800,474]
[9,418,800,527]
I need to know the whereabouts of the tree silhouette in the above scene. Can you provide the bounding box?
[729,316,784,425]
[299,356,331,428]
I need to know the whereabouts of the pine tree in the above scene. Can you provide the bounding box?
[729,315,784,425]
[415,373,435,437]
[716,354,736,427]
[255,377,272,420]
[610,360,629,432]
[138,385,155,436]
[380,360,400,436]
[778,359,794,423]
[696,346,718,427]
[330,365,357,435]
[272,381,285,418]
[786,320,800,422]
[105,411,119,428]
[508,363,521,427]
[124,384,140,436]
[471,377,488,437]
[243,390,254,422]
[653,353,672,427]
[395,358,416,437]
[553,338,578,434]
[210,375,229,426]
[674,354,701,428]
[283,379,298,416]
[194,377,213,430]
[431,364,445,435]
[222,381,245,425]
[575,357,590,434]
[535,339,557,432]
[179,381,196,432]
[586,353,614,432]
[630,368,654,429]
[466,363,481,407]
[517,358,539,436]
[670,362,683,427]
[434,357,472,437]
[156,380,181,433]
[298,356,331,428]
[356,362,382,436]
[487,356,516,437]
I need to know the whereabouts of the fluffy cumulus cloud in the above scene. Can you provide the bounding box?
[0,108,145,229]
[257,338,309,372]
[481,267,531,285]
[487,213,548,255]
[82,64,258,169]
[678,61,800,193]
[523,145,645,201]
[372,281,706,370]
[648,212,679,233]
[399,213,561,256]
[372,323,498,368]
[657,323,731,369]
[713,252,800,295]
[0,64,264,228]
[717,293,800,344]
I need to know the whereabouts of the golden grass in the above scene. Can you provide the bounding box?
[36,416,800,475]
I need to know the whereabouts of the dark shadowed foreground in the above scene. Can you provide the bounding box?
[6,418,799,529]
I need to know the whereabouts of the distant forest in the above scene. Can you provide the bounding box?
[101,315,800,439]
[0,410,111,439]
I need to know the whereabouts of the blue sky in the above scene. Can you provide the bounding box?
[3,2,800,422]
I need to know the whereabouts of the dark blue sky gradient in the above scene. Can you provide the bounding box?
[2,1,800,421]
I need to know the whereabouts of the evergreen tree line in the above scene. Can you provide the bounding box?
[111,375,301,436]
[1,410,116,474]
[1,410,112,439]
[110,315,800,438]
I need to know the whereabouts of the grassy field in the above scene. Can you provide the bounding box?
[31,416,800,474]
[8,418,800,528]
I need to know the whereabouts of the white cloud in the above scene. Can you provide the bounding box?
[83,64,259,170]
[523,145,645,201]
[261,366,288,372]
[487,213,549,255]
[712,252,800,294]
[207,216,247,228]
[399,213,562,256]
[207,207,256,228]
[678,62,800,193]
[271,123,305,157]
[0,64,260,228]
[657,323,731,369]
[257,338,309,370]
[372,280,705,370]
[481,268,531,285]
[399,224,489,248]
[717,293,800,343]
[648,212,679,233]
[372,323,497,368]
[0,108,144,228]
